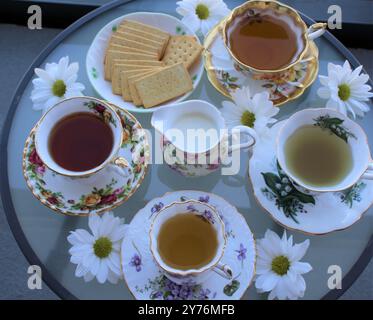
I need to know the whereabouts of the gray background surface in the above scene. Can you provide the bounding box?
[0,23,371,299]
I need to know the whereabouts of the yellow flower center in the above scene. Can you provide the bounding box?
[338,83,351,101]
[195,4,210,20]
[241,110,256,128]
[93,237,112,259]
[52,79,66,97]
[271,255,290,276]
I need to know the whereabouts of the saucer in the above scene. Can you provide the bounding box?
[249,121,373,235]
[23,106,149,216]
[203,20,319,107]
[86,12,204,113]
[121,190,256,300]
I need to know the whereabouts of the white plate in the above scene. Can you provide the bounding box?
[86,12,204,113]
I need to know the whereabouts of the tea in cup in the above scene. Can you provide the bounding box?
[149,200,233,284]
[277,108,373,193]
[35,96,129,179]
[223,0,326,75]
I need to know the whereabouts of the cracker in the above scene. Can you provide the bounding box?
[120,69,159,101]
[119,20,169,39]
[115,31,166,52]
[135,63,193,108]
[108,43,156,55]
[112,59,164,67]
[112,66,157,95]
[162,35,203,69]
[118,25,170,42]
[110,35,161,58]
[104,50,158,80]
[111,61,164,94]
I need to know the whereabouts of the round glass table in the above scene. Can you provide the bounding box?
[1,0,372,300]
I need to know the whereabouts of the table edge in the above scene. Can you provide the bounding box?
[1,0,372,300]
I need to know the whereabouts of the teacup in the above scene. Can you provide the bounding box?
[149,200,233,284]
[277,108,373,194]
[151,100,257,177]
[35,96,129,179]
[222,0,326,79]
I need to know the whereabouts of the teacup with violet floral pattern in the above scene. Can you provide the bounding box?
[149,200,233,285]
[35,96,130,179]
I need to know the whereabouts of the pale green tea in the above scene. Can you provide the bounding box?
[285,125,353,186]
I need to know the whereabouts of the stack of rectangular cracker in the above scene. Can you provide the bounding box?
[104,20,204,108]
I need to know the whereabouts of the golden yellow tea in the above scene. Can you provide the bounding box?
[285,125,353,187]
[227,9,302,70]
[157,213,218,270]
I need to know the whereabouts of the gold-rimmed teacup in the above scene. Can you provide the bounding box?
[34,96,129,179]
[149,200,233,285]
[222,0,326,77]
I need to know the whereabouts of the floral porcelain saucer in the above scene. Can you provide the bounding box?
[23,105,149,216]
[249,121,373,235]
[203,20,319,106]
[86,12,204,113]
[121,190,256,300]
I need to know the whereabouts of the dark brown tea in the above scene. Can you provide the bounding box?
[49,112,114,172]
[227,9,303,70]
[157,213,218,270]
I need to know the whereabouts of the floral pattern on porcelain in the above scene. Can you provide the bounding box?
[23,106,148,216]
[84,100,117,127]
[216,60,309,103]
[161,137,225,177]
[203,21,319,106]
[249,121,373,234]
[122,191,256,300]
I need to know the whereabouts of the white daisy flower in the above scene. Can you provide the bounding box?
[67,212,128,284]
[317,60,373,119]
[31,56,85,114]
[176,0,230,36]
[255,229,312,300]
[221,86,279,140]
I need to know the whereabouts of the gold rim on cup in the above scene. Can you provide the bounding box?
[149,199,227,277]
[34,96,124,178]
[222,0,326,74]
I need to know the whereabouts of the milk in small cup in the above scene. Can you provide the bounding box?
[151,100,257,177]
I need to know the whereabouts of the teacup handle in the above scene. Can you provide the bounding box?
[213,263,233,280]
[307,22,327,40]
[228,126,257,153]
[362,162,373,180]
[109,156,130,178]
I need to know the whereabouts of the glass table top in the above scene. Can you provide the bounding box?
[3,0,372,299]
